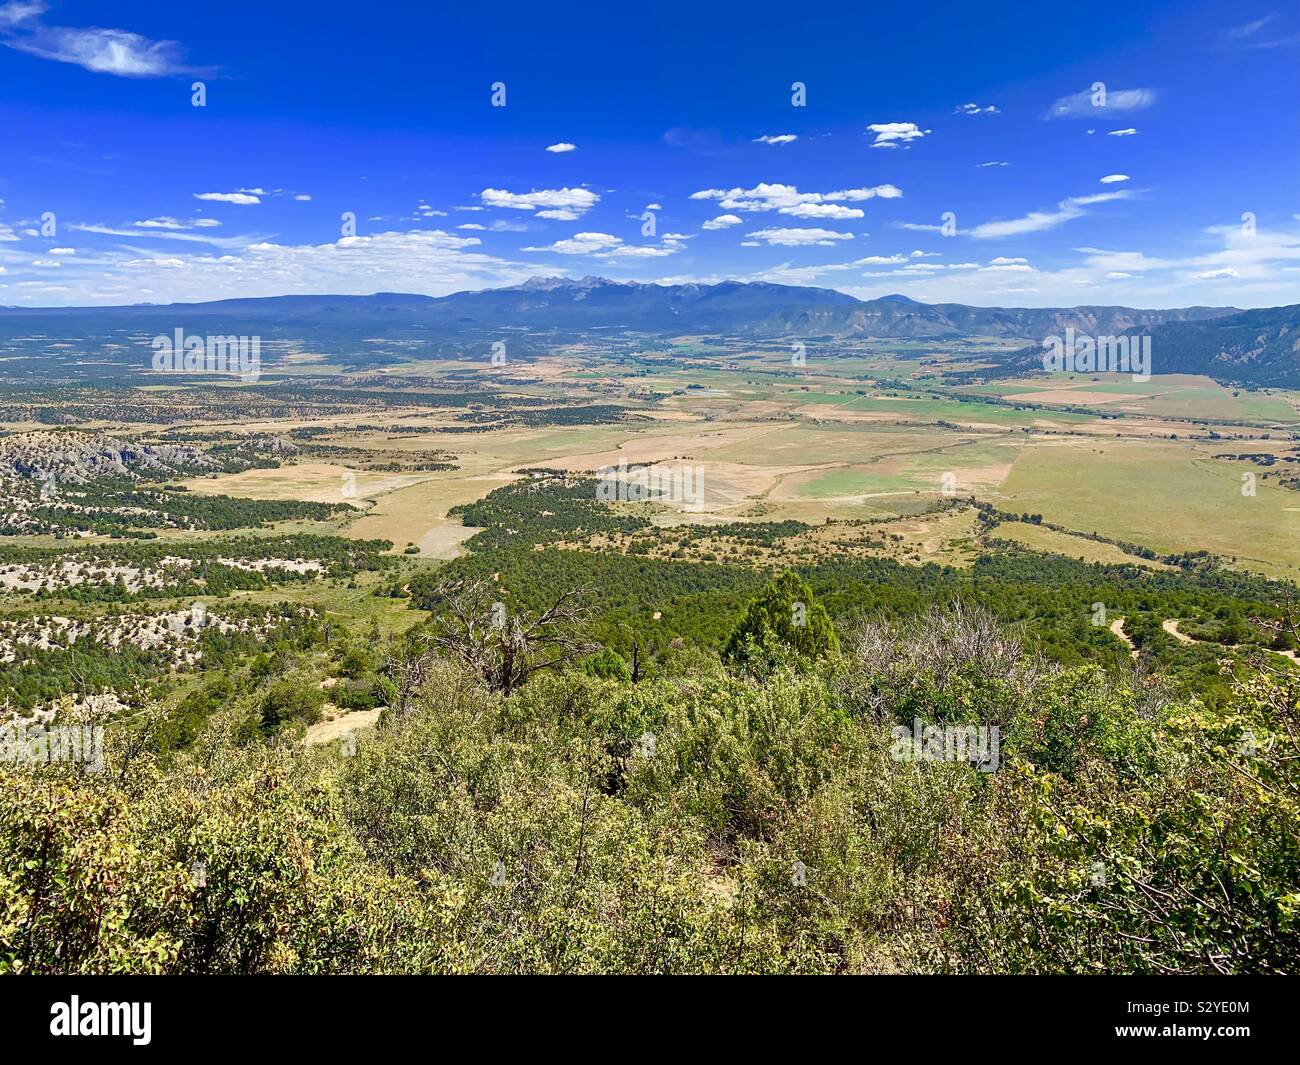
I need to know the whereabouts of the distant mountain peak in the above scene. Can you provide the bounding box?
[874,293,923,306]
[515,275,627,292]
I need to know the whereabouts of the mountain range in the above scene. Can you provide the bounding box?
[1,277,1296,387]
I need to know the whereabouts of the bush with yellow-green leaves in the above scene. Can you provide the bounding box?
[2,609,1296,973]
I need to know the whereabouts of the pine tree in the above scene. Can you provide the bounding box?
[723,571,839,664]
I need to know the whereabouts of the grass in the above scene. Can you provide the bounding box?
[963,374,1300,425]
[989,521,1171,570]
[228,566,431,637]
[996,438,1300,579]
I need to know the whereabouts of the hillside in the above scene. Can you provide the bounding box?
[1136,304,1300,386]
[1000,303,1300,386]
[5,593,1297,974]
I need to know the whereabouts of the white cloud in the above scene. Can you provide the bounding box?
[521,231,682,259]
[1107,128,1139,137]
[294,193,312,202]
[545,142,576,153]
[458,223,486,231]
[867,122,930,149]
[68,222,251,249]
[780,203,864,220]
[0,2,45,29]
[4,19,199,78]
[1226,15,1300,48]
[0,228,537,306]
[1071,248,1180,273]
[690,182,899,219]
[194,191,261,205]
[967,190,1132,239]
[49,247,74,255]
[754,134,797,145]
[829,221,1300,305]
[1099,174,1130,184]
[1046,87,1155,119]
[977,161,1009,168]
[645,203,662,211]
[702,214,743,230]
[954,103,999,115]
[480,187,600,217]
[746,227,854,246]
[132,216,221,230]
[605,243,681,258]
[1229,15,1278,40]
[536,209,579,221]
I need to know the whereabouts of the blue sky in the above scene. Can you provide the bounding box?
[1,0,1297,308]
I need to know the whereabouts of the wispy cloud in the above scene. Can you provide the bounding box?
[1046,87,1155,119]
[1226,14,1300,48]
[754,134,797,145]
[133,216,221,230]
[954,103,999,115]
[967,190,1132,239]
[745,227,854,246]
[1229,14,1279,39]
[69,222,252,249]
[0,1,44,29]
[545,142,576,153]
[0,3,206,77]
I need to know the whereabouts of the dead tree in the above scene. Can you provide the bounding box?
[425,576,596,695]
[383,643,438,719]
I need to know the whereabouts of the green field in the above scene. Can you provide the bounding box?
[997,438,1300,578]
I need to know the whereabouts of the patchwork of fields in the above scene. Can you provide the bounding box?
[3,341,1298,729]
[108,356,1300,581]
